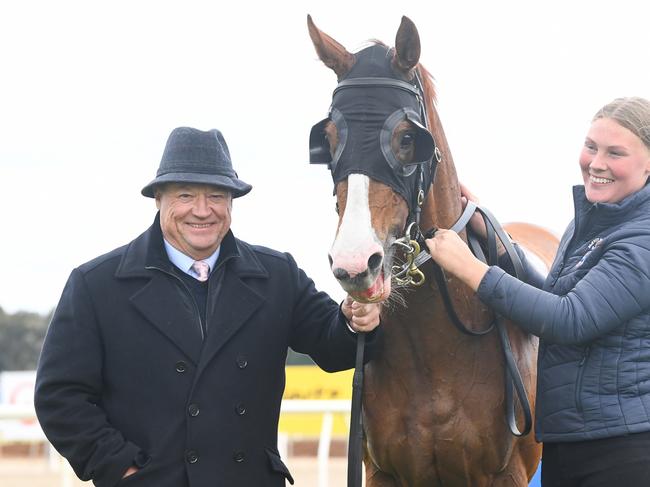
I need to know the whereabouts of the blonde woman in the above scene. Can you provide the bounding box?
[427,97,650,486]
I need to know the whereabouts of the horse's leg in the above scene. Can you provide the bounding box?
[489,465,532,487]
[365,463,399,487]
[489,438,542,487]
[363,438,399,487]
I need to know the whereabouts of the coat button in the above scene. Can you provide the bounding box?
[236,355,248,369]
[233,451,245,463]
[175,361,187,373]
[235,403,246,416]
[188,403,200,417]
[186,450,199,464]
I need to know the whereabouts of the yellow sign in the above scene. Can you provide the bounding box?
[279,365,353,435]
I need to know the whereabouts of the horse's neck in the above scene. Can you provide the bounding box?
[412,109,492,330]
[421,111,461,229]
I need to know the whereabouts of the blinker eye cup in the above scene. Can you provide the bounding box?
[308,108,348,171]
[380,108,435,177]
[309,107,434,176]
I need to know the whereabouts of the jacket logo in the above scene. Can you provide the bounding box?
[573,237,603,269]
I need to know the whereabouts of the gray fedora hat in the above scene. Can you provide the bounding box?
[141,127,252,198]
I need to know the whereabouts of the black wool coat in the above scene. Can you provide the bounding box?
[35,214,379,487]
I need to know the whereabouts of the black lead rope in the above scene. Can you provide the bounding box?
[347,332,365,487]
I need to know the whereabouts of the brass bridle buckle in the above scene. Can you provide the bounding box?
[392,223,425,286]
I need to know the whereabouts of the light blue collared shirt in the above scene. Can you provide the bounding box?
[163,239,220,280]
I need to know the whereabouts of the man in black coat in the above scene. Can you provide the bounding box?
[34,127,381,487]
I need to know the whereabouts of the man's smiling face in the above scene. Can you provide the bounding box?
[156,183,232,259]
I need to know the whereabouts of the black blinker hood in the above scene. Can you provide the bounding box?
[310,44,439,212]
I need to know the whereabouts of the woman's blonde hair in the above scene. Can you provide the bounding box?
[593,97,650,150]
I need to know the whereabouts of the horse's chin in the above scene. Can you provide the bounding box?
[348,270,391,304]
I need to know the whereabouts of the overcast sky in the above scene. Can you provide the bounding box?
[2,0,649,314]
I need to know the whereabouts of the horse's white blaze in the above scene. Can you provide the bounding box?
[329,174,383,277]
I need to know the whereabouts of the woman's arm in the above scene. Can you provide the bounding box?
[426,232,650,345]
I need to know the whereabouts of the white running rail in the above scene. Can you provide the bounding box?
[0,400,353,487]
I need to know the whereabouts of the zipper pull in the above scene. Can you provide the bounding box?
[578,346,591,366]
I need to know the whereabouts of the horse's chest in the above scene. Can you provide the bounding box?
[363,364,512,484]
[364,393,484,472]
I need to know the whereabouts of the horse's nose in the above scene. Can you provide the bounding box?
[329,248,384,282]
[367,252,383,272]
[333,267,351,281]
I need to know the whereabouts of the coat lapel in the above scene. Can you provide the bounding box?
[115,217,205,364]
[198,275,265,372]
[197,238,268,372]
[130,272,204,363]
[114,215,269,369]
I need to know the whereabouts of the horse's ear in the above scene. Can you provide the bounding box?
[307,14,355,79]
[394,16,421,76]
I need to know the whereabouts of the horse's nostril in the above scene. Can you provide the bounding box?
[328,254,334,268]
[368,252,383,272]
[333,268,350,281]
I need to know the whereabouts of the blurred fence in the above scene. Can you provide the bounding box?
[0,400,351,487]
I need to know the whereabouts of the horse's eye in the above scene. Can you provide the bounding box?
[400,133,415,149]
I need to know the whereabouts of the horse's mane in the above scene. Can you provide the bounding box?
[417,64,437,106]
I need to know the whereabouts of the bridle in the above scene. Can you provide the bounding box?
[309,67,440,226]
[311,67,532,487]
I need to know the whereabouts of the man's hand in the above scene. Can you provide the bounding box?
[122,466,139,479]
[341,296,381,332]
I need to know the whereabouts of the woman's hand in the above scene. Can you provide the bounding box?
[460,182,487,239]
[460,182,508,257]
[425,229,489,291]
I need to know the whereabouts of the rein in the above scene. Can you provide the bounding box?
[414,203,533,437]
[347,332,365,487]
[391,201,533,436]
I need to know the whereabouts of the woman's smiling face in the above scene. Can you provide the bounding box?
[579,117,650,204]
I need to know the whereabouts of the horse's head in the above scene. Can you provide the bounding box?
[308,16,439,303]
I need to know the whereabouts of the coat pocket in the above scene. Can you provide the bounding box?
[116,450,152,485]
[265,447,295,485]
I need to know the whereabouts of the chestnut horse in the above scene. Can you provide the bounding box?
[308,16,559,486]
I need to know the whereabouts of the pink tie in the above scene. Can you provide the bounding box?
[191,260,210,282]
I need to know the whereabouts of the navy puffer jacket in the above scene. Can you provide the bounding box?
[478,183,650,442]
